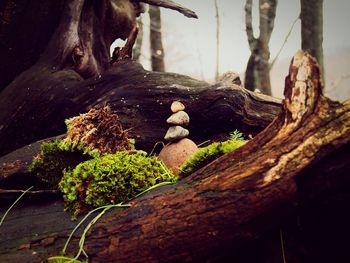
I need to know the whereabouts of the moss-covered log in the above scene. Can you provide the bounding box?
[1,1,350,262]
[1,51,350,262]
[81,51,350,262]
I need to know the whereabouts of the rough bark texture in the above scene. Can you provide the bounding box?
[149,5,165,72]
[300,0,324,81]
[0,0,63,91]
[0,72,281,189]
[81,50,350,262]
[0,0,200,157]
[1,1,349,262]
[1,51,350,263]
[0,58,280,157]
[244,0,277,95]
[0,0,195,93]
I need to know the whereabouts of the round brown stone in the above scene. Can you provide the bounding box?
[158,138,198,176]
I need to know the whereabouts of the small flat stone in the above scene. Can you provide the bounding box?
[166,111,190,126]
[171,101,185,113]
[164,126,189,141]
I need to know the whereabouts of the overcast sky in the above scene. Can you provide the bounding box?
[120,0,350,99]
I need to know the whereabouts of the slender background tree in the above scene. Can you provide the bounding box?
[214,0,220,81]
[149,5,165,72]
[300,0,324,82]
[244,0,277,95]
[133,17,144,62]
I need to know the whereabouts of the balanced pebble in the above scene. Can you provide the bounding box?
[171,101,185,113]
[166,111,190,126]
[164,126,189,141]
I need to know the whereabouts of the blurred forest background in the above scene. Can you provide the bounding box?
[112,0,350,102]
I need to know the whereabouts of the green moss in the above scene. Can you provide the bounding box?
[29,140,96,189]
[128,138,136,150]
[229,129,245,141]
[46,256,87,263]
[179,131,247,177]
[64,118,73,131]
[59,151,177,218]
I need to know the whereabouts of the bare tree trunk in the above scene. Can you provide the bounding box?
[214,0,220,81]
[244,0,277,95]
[149,5,165,71]
[133,17,144,61]
[300,0,324,82]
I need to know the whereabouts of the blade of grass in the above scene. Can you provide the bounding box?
[0,186,33,226]
[62,203,130,255]
[73,207,111,260]
[280,228,287,263]
[59,181,176,261]
[133,181,174,199]
[149,141,165,156]
[73,182,176,260]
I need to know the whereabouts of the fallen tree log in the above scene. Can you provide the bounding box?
[0,63,280,161]
[0,0,279,157]
[1,51,350,262]
[1,1,350,261]
[80,51,350,262]
[0,72,280,187]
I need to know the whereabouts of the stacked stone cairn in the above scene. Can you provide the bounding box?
[159,101,198,176]
[164,101,189,141]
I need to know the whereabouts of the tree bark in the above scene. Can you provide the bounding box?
[244,0,277,95]
[0,66,282,191]
[1,51,350,262]
[300,0,324,81]
[0,0,199,157]
[138,0,198,18]
[0,58,280,157]
[0,0,63,91]
[82,50,350,262]
[1,2,349,261]
[149,5,165,72]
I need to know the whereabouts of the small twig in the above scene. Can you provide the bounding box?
[270,15,299,70]
[138,0,198,18]
[328,73,350,94]
[111,25,139,63]
[0,189,59,195]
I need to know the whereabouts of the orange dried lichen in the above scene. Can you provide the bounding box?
[64,105,132,154]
